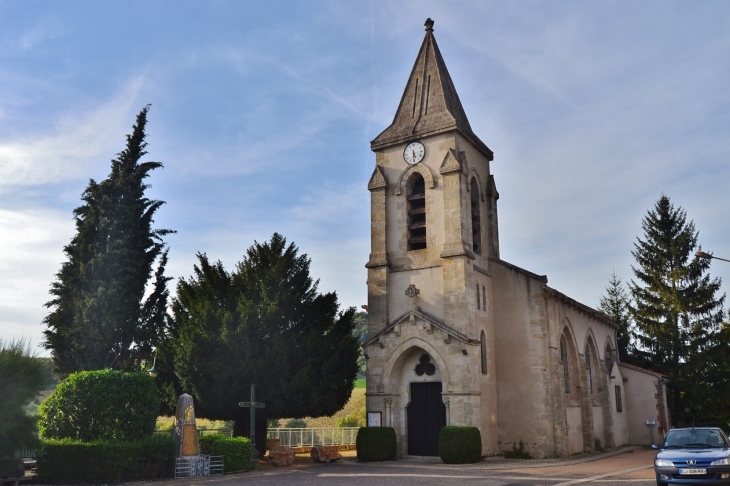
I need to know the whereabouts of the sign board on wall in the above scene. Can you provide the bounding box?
[367,412,382,427]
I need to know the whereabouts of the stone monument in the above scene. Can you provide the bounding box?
[172,394,219,478]
[172,393,199,457]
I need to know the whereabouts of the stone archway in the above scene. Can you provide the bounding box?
[383,341,448,457]
[406,354,446,456]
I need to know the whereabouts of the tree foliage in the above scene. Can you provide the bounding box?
[161,233,359,431]
[39,369,159,442]
[352,311,368,376]
[42,106,173,378]
[598,271,637,362]
[628,195,726,426]
[0,339,48,457]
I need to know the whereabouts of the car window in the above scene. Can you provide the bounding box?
[664,429,727,448]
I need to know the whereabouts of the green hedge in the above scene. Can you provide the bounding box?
[439,426,482,464]
[40,369,159,442]
[199,435,251,472]
[356,427,397,462]
[36,435,174,484]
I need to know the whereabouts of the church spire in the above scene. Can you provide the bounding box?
[371,18,492,158]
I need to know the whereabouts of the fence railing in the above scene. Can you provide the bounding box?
[198,428,233,437]
[19,447,36,459]
[267,428,360,448]
[154,428,232,437]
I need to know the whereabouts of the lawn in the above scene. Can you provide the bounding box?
[354,378,365,389]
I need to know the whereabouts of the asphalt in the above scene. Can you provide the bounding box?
[139,447,658,486]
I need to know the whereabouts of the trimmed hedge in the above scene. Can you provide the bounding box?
[36,434,174,484]
[199,435,252,472]
[356,427,397,462]
[40,369,159,442]
[439,426,482,464]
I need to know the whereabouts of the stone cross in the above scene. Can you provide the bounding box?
[405,284,420,312]
[238,384,265,449]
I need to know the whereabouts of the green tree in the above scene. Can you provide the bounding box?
[42,106,174,378]
[162,234,359,440]
[598,271,636,362]
[284,418,307,428]
[628,195,725,426]
[0,339,48,457]
[336,415,361,427]
[352,311,368,376]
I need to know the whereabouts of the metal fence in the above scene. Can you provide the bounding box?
[198,428,233,437]
[19,447,36,459]
[154,428,232,437]
[174,455,223,478]
[267,428,360,448]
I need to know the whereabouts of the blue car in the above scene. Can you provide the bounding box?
[653,427,730,485]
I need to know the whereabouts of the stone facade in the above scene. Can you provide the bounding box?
[364,18,668,458]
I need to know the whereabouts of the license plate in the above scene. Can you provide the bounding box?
[679,468,706,475]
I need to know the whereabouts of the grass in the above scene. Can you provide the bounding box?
[155,416,232,431]
[354,378,365,389]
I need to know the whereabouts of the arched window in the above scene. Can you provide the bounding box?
[470,178,482,255]
[480,330,487,374]
[585,343,594,396]
[407,173,427,250]
[605,342,615,372]
[560,335,569,393]
[476,283,481,310]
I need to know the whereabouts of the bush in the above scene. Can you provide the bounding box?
[198,434,219,453]
[285,418,307,428]
[40,369,159,442]
[36,435,174,484]
[439,426,482,464]
[199,435,251,472]
[0,339,48,458]
[503,439,532,459]
[356,427,396,462]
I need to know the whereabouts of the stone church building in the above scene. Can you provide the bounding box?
[363,19,669,458]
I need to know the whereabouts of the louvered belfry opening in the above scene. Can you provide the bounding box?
[470,178,482,254]
[407,173,427,250]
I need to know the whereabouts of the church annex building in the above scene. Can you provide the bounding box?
[362,19,669,458]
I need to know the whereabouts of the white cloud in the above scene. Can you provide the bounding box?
[12,21,67,53]
[0,208,74,352]
[0,77,146,191]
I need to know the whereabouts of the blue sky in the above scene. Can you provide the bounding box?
[2,1,730,351]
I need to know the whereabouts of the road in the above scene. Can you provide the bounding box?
[163,448,657,486]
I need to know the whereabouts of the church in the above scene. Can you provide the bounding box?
[363,19,669,458]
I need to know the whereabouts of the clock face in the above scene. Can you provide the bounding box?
[403,141,425,165]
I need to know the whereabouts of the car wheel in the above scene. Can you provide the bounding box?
[656,481,665,486]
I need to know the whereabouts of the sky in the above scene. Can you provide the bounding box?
[1,1,730,352]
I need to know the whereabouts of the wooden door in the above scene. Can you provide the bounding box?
[407,382,446,456]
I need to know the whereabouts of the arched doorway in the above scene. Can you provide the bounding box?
[406,354,446,456]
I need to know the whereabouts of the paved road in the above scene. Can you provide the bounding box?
[166,449,657,486]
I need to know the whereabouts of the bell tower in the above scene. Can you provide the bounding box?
[364,18,500,457]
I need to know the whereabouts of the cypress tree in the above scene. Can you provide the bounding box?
[42,106,174,378]
[628,195,725,426]
[163,234,359,448]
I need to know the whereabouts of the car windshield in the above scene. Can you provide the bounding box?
[663,429,727,449]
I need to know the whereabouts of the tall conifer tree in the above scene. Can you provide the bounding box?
[43,106,173,378]
[598,271,635,362]
[628,195,725,426]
